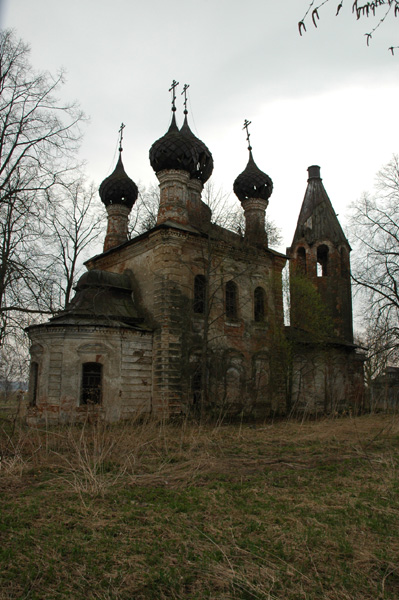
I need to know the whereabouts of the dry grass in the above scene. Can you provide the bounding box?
[1,414,399,599]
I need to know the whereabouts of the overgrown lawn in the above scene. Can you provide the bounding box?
[1,415,399,599]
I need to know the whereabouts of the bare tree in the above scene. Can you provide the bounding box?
[129,183,160,237]
[0,30,85,344]
[44,179,104,309]
[355,322,396,384]
[349,154,399,358]
[0,183,52,345]
[299,1,399,52]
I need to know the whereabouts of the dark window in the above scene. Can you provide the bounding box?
[81,362,102,405]
[317,244,329,277]
[193,275,206,314]
[297,247,307,274]
[192,369,202,405]
[254,287,266,322]
[225,280,238,320]
[30,362,39,407]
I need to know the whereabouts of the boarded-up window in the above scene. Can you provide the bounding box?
[193,275,206,314]
[81,362,102,405]
[254,287,266,322]
[225,281,238,320]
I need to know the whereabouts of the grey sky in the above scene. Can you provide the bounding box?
[2,0,399,253]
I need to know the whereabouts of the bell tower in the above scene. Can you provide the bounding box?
[287,165,353,343]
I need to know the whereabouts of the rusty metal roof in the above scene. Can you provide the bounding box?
[49,269,143,327]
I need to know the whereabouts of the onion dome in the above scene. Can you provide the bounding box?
[149,113,195,175]
[180,115,214,183]
[99,155,138,210]
[233,151,273,203]
[149,115,214,184]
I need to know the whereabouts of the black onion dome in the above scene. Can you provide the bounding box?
[179,116,214,183]
[149,113,197,176]
[99,155,138,209]
[149,114,213,184]
[233,152,273,203]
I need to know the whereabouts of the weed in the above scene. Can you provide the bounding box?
[1,415,399,599]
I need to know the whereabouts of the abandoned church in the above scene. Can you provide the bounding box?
[26,90,365,423]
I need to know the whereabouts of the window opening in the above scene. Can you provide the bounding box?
[81,362,102,405]
[30,362,39,406]
[254,287,266,322]
[193,274,206,314]
[192,369,202,405]
[297,247,307,274]
[317,245,329,277]
[225,280,238,320]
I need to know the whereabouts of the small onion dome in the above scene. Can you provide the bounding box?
[149,114,213,184]
[99,155,138,209]
[233,151,273,203]
[180,116,214,183]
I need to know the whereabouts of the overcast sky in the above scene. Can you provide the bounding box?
[2,0,399,256]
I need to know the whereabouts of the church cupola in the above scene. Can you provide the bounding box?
[233,120,273,245]
[179,86,213,184]
[149,111,196,176]
[150,82,213,226]
[100,124,138,252]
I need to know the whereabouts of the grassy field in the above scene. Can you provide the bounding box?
[1,414,399,599]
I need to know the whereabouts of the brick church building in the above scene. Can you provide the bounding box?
[26,90,364,423]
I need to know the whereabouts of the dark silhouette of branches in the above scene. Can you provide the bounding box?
[299,1,399,52]
[349,155,399,360]
[44,179,104,309]
[0,28,86,375]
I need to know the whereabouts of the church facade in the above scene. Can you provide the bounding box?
[26,93,364,423]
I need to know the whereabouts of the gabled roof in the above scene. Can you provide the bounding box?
[291,165,350,249]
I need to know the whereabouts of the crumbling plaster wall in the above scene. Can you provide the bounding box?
[27,325,152,424]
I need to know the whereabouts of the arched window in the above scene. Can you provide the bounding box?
[193,274,206,314]
[225,280,238,320]
[317,244,329,277]
[254,287,266,322]
[81,362,102,405]
[30,362,39,407]
[296,247,307,274]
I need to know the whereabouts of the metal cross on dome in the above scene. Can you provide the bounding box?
[243,119,252,151]
[169,80,179,112]
[118,122,125,153]
[181,83,190,115]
